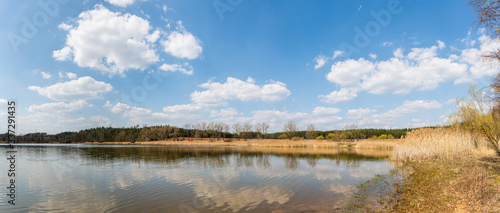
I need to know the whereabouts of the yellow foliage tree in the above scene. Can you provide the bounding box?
[451,85,500,156]
[378,134,388,139]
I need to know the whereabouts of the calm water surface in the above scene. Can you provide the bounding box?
[0,144,394,212]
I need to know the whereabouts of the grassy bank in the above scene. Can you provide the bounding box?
[362,127,500,212]
[392,158,500,212]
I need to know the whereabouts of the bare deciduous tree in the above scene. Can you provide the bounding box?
[207,122,217,139]
[192,123,202,139]
[343,124,362,141]
[215,123,225,140]
[283,121,298,140]
[243,123,253,140]
[467,0,500,156]
[223,123,230,139]
[201,122,207,138]
[183,124,192,140]
[469,0,500,60]
[469,1,500,35]
[305,124,317,139]
[255,122,269,139]
[232,123,242,140]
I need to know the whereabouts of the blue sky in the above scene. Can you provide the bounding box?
[1,0,499,134]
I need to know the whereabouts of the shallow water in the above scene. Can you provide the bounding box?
[0,144,394,212]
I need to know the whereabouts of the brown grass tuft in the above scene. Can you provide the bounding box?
[391,158,500,212]
[391,127,492,161]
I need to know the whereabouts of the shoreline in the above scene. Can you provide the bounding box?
[2,140,397,159]
[77,138,399,149]
[390,156,500,212]
[1,139,399,149]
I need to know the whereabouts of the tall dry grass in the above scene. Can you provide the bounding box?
[391,127,491,161]
[355,139,398,150]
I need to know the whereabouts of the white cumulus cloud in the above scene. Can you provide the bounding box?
[53,5,160,76]
[107,102,202,126]
[41,72,52,79]
[66,72,77,79]
[191,77,291,105]
[312,107,341,115]
[163,104,202,113]
[90,115,111,126]
[28,77,113,101]
[210,108,239,118]
[28,100,91,115]
[105,0,135,7]
[161,21,202,59]
[109,102,169,125]
[59,72,77,79]
[319,88,358,103]
[159,63,193,75]
[357,100,442,127]
[321,38,500,103]
[90,115,110,122]
[347,108,377,120]
[313,50,343,69]
[314,55,328,69]
[326,58,375,88]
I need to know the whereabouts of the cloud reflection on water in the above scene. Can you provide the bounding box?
[0,145,393,212]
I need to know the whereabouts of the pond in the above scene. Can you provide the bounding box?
[0,144,394,212]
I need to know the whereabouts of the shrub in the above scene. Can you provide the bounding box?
[378,134,388,139]
[316,135,325,140]
[224,139,232,143]
[387,134,395,139]
[326,133,335,140]
[278,133,288,139]
[339,132,348,141]
[450,85,500,156]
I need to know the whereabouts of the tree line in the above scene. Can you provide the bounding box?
[0,121,417,143]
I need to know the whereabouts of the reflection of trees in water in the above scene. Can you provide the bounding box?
[283,154,360,170]
[195,155,231,168]
[256,154,270,168]
[25,146,49,159]
[236,153,258,168]
[335,157,361,168]
[283,156,299,170]
[10,145,387,169]
[278,152,379,169]
[307,157,317,168]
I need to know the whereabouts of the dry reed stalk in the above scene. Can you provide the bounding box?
[391,127,490,161]
[355,139,398,150]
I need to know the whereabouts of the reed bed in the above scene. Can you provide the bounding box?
[86,139,398,150]
[355,139,398,150]
[136,139,344,148]
[391,127,491,161]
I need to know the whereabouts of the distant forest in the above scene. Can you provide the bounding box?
[0,123,419,143]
